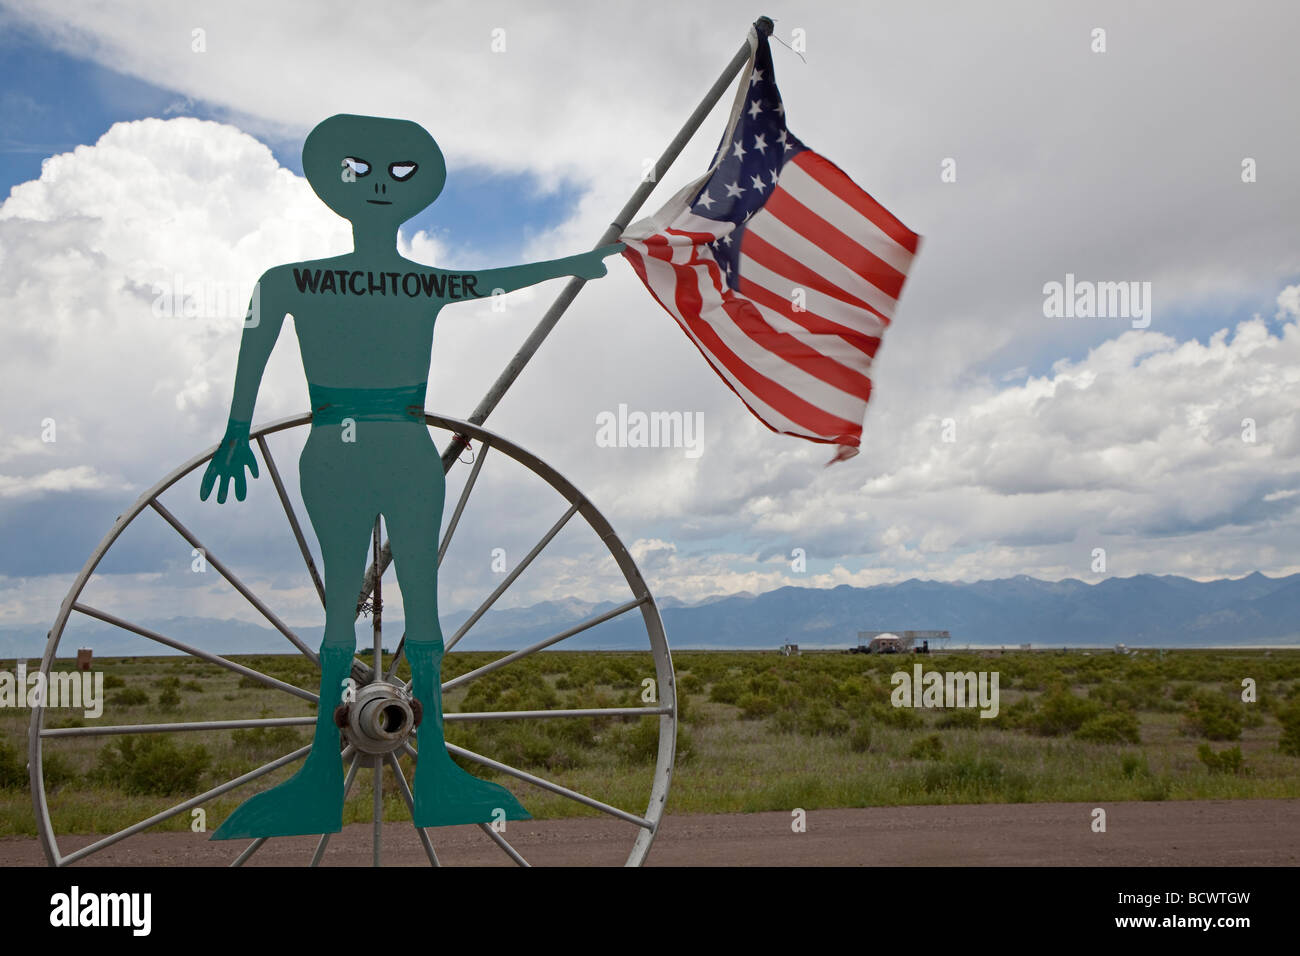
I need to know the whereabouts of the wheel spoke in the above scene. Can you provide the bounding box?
[442,742,654,829]
[477,822,529,867]
[58,743,312,866]
[149,500,318,663]
[73,603,317,703]
[44,715,315,738]
[448,706,671,723]
[445,501,581,652]
[231,838,267,867]
[371,517,383,682]
[438,441,490,568]
[372,755,383,867]
[311,752,362,867]
[383,752,440,867]
[441,597,647,692]
[255,434,326,608]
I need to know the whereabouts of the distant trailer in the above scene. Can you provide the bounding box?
[854,630,951,653]
[779,643,800,657]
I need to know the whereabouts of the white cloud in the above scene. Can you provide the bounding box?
[2,2,1300,633]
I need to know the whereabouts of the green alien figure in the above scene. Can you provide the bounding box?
[201,114,622,839]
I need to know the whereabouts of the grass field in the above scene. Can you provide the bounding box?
[3,647,1300,838]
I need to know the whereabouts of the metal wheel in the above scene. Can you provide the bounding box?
[29,412,675,866]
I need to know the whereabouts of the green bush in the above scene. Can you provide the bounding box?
[1029,690,1101,736]
[103,674,126,690]
[1277,702,1300,756]
[935,707,982,730]
[908,734,944,760]
[157,687,181,711]
[1181,692,1242,741]
[110,688,150,707]
[181,680,204,693]
[848,723,871,753]
[0,736,26,790]
[708,677,745,705]
[1197,744,1245,775]
[737,693,775,720]
[92,735,210,796]
[1075,711,1141,744]
[230,716,305,754]
[1120,752,1147,779]
[799,701,849,736]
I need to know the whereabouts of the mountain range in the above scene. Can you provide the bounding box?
[3,571,1298,659]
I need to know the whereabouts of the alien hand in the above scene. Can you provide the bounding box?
[572,242,626,280]
[200,419,260,504]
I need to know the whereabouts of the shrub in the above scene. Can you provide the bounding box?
[103,674,126,690]
[92,736,210,796]
[848,723,871,753]
[157,687,181,711]
[1075,711,1141,744]
[230,715,305,754]
[921,756,1007,795]
[935,707,981,730]
[181,680,204,693]
[1120,752,1147,779]
[1277,702,1300,756]
[0,736,26,790]
[1181,692,1242,741]
[111,688,150,707]
[1029,690,1101,736]
[154,676,180,690]
[708,677,745,705]
[872,702,921,729]
[737,693,775,720]
[908,734,944,760]
[1197,744,1245,775]
[799,701,849,736]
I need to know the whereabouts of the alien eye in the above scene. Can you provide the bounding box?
[342,157,371,177]
[389,161,418,181]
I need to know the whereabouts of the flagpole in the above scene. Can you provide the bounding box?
[440,15,774,468]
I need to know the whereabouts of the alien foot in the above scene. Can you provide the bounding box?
[211,758,344,840]
[412,750,531,828]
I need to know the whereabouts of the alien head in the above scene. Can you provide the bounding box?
[303,114,446,227]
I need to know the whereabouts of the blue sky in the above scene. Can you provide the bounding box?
[0,19,583,266]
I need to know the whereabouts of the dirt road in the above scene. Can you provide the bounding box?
[3,799,1296,866]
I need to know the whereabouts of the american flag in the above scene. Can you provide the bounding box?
[620,30,920,463]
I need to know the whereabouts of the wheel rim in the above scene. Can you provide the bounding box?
[29,412,676,867]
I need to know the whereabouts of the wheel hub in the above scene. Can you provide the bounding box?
[340,681,417,754]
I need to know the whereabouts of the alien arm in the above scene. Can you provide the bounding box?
[225,271,287,424]
[461,242,625,298]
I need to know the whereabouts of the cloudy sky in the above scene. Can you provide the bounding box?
[1,0,1298,645]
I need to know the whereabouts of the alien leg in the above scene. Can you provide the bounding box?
[212,437,374,840]
[385,455,530,828]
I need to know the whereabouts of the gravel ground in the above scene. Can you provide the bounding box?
[3,798,1297,866]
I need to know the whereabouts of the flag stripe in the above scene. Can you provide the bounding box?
[775,159,915,274]
[764,186,908,299]
[792,151,920,255]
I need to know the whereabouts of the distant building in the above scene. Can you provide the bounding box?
[854,630,951,653]
[779,643,800,657]
[76,648,93,672]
